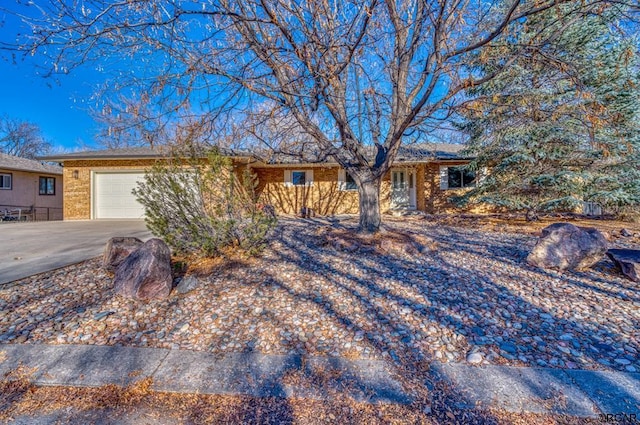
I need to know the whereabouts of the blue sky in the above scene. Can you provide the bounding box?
[1,8,101,151]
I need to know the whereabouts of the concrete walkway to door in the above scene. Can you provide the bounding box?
[0,220,152,285]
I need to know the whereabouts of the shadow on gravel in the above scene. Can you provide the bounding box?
[0,271,109,345]
[1,218,638,422]
[252,218,639,419]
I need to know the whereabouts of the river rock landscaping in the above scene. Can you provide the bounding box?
[0,216,638,374]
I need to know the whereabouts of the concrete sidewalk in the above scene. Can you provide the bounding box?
[0,344,409,405]
[432,362,640,417]
[1,343,639,418]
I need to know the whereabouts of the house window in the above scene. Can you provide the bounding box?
[440,166,476,190]
[448,166,475,188]
[39,176,55,195]
[339,169,358,191]
[344,173,357,191]
[0,173,11,190]
[291,171,306,186]
[285,170,313,187]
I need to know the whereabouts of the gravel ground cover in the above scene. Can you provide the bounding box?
[0,216,638,376]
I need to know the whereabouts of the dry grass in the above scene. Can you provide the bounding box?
[172,245,262,279]
[409,213,640,236]
[314,213,639,257]
[0,375,600,424]
[315,224,440,256]
[0,362,594,424]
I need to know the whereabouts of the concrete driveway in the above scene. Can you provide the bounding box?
[0,220,152,285]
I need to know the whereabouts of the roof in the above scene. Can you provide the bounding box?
[39,143,469,164]
[259,143,468,165]
[39,146,253,162]
[0,153,63,175]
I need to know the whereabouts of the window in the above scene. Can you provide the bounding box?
[338,169,358,191]
[284,170,313,187]
[291,171,306,186]
[39,176,55,195]
[345,173,357,191]
[440,166,476,190]
[0,173,11,190]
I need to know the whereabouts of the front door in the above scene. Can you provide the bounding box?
[391,169,416,210]
[408,169,416,209]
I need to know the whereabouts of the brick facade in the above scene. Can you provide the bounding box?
[254,167,358,215]
[63,159,158,220]
[424,162,491,214]
[61,159,478,219]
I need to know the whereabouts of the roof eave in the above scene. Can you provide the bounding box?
[0,165,63,175]
[38,154,254,162]
[434,156,474,161]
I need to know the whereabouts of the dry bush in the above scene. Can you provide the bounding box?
[134,146,276,258]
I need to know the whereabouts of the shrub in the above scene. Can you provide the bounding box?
[133,146,276,257]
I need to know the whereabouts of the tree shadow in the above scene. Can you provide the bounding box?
[1,218,638,420]
[248,218,638,415]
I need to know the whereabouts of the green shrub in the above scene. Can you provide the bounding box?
[133,146,276,257]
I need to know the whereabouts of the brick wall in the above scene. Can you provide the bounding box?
[63,158,485,220]
[253,167,361,215]
[424,162,492,214]
[63,159,159,220]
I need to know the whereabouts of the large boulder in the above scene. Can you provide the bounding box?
[113,238,173,300]
[103,237,144,272]
[526,223,607,271]
[606,249,640,282]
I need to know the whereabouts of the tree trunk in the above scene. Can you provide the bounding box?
[358,178,382,233]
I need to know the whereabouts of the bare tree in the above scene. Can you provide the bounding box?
[7,0,634,231]
[0,116,51,159]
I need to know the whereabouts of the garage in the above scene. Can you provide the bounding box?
[94,172,146,219]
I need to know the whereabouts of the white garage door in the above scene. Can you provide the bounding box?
[94,172,146,219]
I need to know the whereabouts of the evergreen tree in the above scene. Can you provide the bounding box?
[456,7,640,219]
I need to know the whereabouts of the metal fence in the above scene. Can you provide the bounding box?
[0,205,63,222]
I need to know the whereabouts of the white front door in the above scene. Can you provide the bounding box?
[391,169,417,210]
[94,172,146,219]
[408,169,417,209]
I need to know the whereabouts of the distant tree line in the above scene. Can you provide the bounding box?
[0,116,51,159]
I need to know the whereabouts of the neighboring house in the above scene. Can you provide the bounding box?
[0,153,63,221]
[40,144,481,220]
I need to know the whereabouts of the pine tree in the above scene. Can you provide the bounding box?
[456,6,640,219]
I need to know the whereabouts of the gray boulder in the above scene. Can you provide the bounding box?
[176,275,199,294]
[527,223,607,271]
[607,249,640,282]
[103,237,144,272]
[114,238,173,300]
